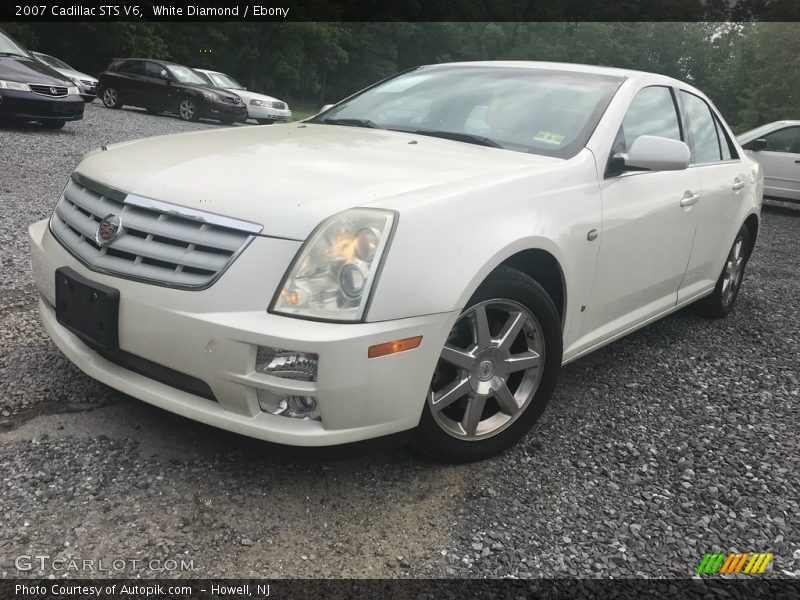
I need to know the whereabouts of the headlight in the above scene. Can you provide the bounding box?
[201,91,220,101]
[67,86,80,95]
[0,80,30,91]
[271,208,396,322]
[249,99,267,107]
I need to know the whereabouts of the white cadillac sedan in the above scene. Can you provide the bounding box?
[28,62,763,462]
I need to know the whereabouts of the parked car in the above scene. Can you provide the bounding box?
[737,121,800,203]
[32,51,98,102]
[29,61,762,462]
[194,68,291,124]
[98,58,246,124]
[0,27,84,129]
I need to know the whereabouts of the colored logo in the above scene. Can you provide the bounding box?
[95,214,123,247]
[697,552,773,575]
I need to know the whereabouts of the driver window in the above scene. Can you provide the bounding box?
[145,62,166,79]
[613,86,682,155]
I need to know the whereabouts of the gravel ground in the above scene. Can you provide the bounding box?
[0,103,798,580]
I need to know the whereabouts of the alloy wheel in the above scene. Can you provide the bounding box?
[721,235,745,307]
[103,88,117,107]
[179,99,195,120]
[428,299,545,440]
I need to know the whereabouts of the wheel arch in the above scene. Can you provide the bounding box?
[455,242,568,329]
[743,212,759,257]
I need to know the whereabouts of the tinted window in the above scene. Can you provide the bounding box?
[613,86,682,154]
[145,62,166,78]
[760,127,800,154]
[119,60,145,76]
[681,91,722,163]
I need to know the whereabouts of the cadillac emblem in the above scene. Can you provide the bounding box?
[95,214,122,247]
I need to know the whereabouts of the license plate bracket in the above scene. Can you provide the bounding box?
[55,267,120,350]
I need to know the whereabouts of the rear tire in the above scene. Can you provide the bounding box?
[41,120,66,130]
[693,225,751,319]
[414,266,563,463]
[101,87,121,109]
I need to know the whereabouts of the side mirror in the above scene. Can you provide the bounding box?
[320,104,334,113]
[746,138,767,152]
[615,135,691,173]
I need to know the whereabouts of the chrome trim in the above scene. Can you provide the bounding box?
[125,195,263,234]
[71,172,263,234]
[28,84,68,97]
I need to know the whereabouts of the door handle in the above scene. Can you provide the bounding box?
[732,179,745,191]
[680,191,699,207]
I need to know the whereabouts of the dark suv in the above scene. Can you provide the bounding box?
[0,27,84,129]
[98,58,246,124]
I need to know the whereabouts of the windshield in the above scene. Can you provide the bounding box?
[315,66,624,158]
[167,65,207,85]
[207,71,243,89]
[35,52,72,70]
[0,29,32,58]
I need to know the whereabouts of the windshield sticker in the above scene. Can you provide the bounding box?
[533,130,566,145]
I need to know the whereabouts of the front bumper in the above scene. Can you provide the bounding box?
[200,98,247,122]
[0,89,84,121]
[246,104,292,122]
[29,219,456,446]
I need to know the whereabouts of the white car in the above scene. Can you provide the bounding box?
[737,121,800,203]
[28,61,762,462]
[194,68,291,124]
[32,51,98,102]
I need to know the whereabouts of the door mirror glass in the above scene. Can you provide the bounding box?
[618,135,691,172]
[746,138,768,151]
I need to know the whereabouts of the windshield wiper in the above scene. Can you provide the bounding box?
[320,118,381,129]
[405,130,503,149]
[0,51,29,58]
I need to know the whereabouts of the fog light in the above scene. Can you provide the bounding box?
[256,346,317,381]
[257,390,320,420]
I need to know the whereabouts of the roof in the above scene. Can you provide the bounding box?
[424,60,690,87]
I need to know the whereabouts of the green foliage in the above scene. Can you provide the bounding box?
[0,21,796,130]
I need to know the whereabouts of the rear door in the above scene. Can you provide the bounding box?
[747,126,800,202]
[115,59,146,106]
[678,91,751,302]
[143,61,173,110]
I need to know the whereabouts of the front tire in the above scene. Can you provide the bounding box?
[101,87,121,109]
[177,97,198,122]
[415,266,563,462]
[694,225,751,318]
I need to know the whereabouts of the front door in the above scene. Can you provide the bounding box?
[579,85,700,348]
[748,125,800,202]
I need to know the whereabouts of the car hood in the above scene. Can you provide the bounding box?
[0,55,71,85]
[53,67,97,83]
[225,88,282,104]
[76,123,562,240]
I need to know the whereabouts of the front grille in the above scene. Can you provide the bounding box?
[271,101,286,110]
[97,347,217,401]
[49,174,261,289]
[29,84,68,97]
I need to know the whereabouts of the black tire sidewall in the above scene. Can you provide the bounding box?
[415,266,563,463]
[698,225,752,318]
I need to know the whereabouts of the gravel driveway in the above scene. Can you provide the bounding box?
[1,104,798,580]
